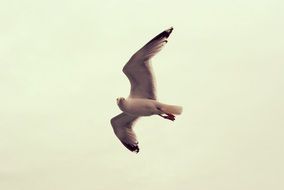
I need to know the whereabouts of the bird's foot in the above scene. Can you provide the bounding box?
[159,113,175,121]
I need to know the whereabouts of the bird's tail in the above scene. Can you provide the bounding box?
[159,103,183,115]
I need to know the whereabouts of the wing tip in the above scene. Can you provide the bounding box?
[145,27,174,46]
[165,27,174,35]
[162,26,174,38]
[122,141,140,153]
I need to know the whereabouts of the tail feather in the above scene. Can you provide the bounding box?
[159,104,183,115]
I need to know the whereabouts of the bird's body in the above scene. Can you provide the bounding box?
[117,98,182,117]
[110,27,183,153]
[117,98,159,116]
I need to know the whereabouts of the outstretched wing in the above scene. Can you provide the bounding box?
[110,113,140,153]
[123,27,173,100]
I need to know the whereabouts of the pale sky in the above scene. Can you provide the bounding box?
[0,0,283,190]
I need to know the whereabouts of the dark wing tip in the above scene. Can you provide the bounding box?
[122,141,140,153]
[165,27,174,36]
[161,27,174,38]
[146,27,174,46]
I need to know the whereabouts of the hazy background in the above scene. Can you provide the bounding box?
[1,0,283,189]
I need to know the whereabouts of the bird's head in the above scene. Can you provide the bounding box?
[116,97,126,106]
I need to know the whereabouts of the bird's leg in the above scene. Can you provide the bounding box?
[159,113,175,121]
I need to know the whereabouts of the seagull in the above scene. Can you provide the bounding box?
[110,27,182,153]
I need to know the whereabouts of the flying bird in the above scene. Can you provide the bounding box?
[110,27,182,153]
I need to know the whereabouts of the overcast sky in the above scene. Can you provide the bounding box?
[1,0,283,190]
